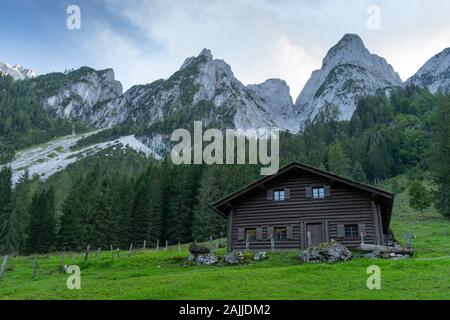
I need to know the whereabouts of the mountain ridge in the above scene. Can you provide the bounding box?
[0,61,37,80]
[4,34,450,138]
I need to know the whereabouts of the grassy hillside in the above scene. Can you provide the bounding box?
[0,176,448,300]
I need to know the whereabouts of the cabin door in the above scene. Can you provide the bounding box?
[306,223,324,247]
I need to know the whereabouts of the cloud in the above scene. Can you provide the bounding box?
[81,0,450,97]
[85,0,319,97]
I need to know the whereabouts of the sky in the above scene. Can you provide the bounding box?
[1,0,450,98]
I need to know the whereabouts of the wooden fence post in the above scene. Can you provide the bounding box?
[0,255,9,283]
[165,241,168,251]
[143,240,146,250]
[270,234,275,252]
[59,250,65,273]
[117,247,120,260]
[129,244,133,257]
[32,256,37,280]
[209,236,213,254]
[96,248,101,259]
[178,242,181,252]
[84,245,91,261]
[156,240,160,250]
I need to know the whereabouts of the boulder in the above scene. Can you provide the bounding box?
[224,251,245,265]
[253,251,267,261]
[299,242,352,264]
[189,243,210,255]
[195,254,218,266]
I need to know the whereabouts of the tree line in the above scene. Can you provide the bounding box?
[0,159,260,255]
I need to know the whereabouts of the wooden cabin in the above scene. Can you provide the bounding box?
[212,162,394,251]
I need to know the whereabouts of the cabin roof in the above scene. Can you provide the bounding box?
[211,162,395,231]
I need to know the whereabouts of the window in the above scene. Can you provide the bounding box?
[274,190,285,201]
[245,228,257,241]
[274,227,287,241]
[345,225,359,238]
[312,187,325,199]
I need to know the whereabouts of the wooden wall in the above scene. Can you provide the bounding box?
[228,167,384,251]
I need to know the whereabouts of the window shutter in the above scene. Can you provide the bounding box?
[305,187,312,198]
[337,224,345,238]
[358,224,367,237]
[324,185,331,197]
[256,227,263,240]
[238,228,245,241]
[287,226,294,240]
[267,189,274,201]
[267,227,274,240]
[284,188,291,200]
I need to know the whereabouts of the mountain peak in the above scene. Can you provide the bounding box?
[338,33,364,45]
[324,34,369,66]
[180,48,214,70]
[295,34,402,125]
[0,61,37,80]
[199,48,213,60]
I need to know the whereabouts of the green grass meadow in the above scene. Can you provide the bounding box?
[0,176,449,300]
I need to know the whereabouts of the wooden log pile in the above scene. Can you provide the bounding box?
[358,243,414,255]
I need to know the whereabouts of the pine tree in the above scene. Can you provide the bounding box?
[133,165,164,245]
[327,142,351,177]
[431,95,450,218]
[12,170,31,252]
[192,166,229,241]
[164,165,202,244]
[0,167,19,255]
[366,132,392,183]
[351,161,367,182]
[191,164,259,242]
[58,164,101,250]
[109,175,134,247]
[91,176,114,247]
[25,188,56,254]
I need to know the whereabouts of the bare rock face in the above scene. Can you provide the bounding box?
[247,79,299,133]
[295,34,402,126]
[41,67,123,125]
[96,49,301,133]
[299,242,352,263]
[407,48,450,94]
